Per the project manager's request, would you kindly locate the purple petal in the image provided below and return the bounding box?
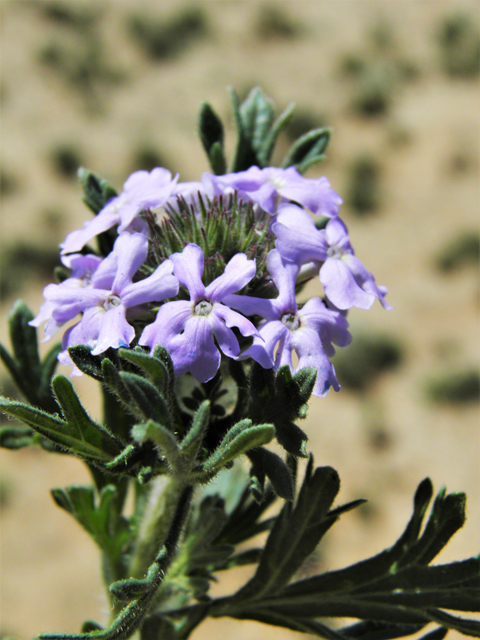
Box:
[320,258,375,310]
[60,208,120,255]
[343,255,393,310]
[167,316,220,383]
[122,259,179,308]
[325,217,352,252]
[292,327,340,397]
[91,305,134,355]
[111,232,148,294]
[242,320,288,365]
[266,249,299,312]
[139,300,192,350]
[299,297,352,356]
[206,253,256,301]
[209,313,241,359]
[222,293,278,321]
[171,243,206,300]
[213,303,260,338]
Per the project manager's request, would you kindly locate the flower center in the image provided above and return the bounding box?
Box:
[104,294,121,311]
[281,312,300,331]
[194,299,213,316]
[327,244,344,259]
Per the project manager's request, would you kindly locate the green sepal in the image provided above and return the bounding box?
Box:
[202,420,275,474]
[52,375,124,458]
[68,345,104,381]
[282,127,331,174]
[198,102,226,175]
[78,167,117,215]
[118,347,168,395]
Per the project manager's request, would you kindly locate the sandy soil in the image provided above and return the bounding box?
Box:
[1,2,479,639]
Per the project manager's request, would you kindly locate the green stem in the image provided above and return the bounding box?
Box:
[129,475,191,579]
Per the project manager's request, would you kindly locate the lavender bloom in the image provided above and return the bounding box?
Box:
[61,168,178,255]
[273,205,392,311]
[33,232,179,367]
[225,250,351,397]
[212,166,342,217]
[139,243,272,383]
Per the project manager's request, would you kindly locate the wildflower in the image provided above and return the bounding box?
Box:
[273,205,392,310]
[212,166,342,217]
[225,250,351,397]
[139,243,272,383]
[33,232,178,368]
[61,168,178,255]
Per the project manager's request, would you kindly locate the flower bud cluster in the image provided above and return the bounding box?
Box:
[31,165,391,397]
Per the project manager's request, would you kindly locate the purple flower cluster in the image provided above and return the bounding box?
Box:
[32,165,390,395]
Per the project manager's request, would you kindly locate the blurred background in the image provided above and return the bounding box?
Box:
[0,1,479,638]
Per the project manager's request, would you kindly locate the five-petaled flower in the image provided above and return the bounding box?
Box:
[139,243,273,382]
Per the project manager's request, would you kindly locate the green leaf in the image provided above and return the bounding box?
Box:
[120,372,172,427]
[198,102,226,175]
[68,345,104,381]
[202,421,275,474]
[52,375,124,458]
[247,447,294,500]
[132,420,187,476]
[282,127,331,173]
[180,400,210,460]
[118,347,168,394]
[258,101,296,167]
[0,423,39,449]
[78,167,117,215]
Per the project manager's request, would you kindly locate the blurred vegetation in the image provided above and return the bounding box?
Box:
[130,145,171,173]
[434,231,480,273]
[283,108,328,143]
[0,170,19,197]
[437,12,480,78]
[0,243,60,300]
[128,6,207,60]
[254,4,303,40]
[50,144,84,180]
[425,369,480,404]
[346,154,382,215]
[40,1,99,30]
[333,332,403,392]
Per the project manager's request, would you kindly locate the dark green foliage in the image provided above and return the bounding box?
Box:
[333,333,403,392]
[51,143,84,179]
[128,7,207,61]
[435,231,480,272]
[198,102,226,175]
[0,242,60,299]
[255,4,303,40]
[204,478,479,640]
[78,168,118,215]
[0,301,60,414]
[247,363,317,458]
[425,369,479,405]
[346,155,382,215]
[437,13,480,78]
